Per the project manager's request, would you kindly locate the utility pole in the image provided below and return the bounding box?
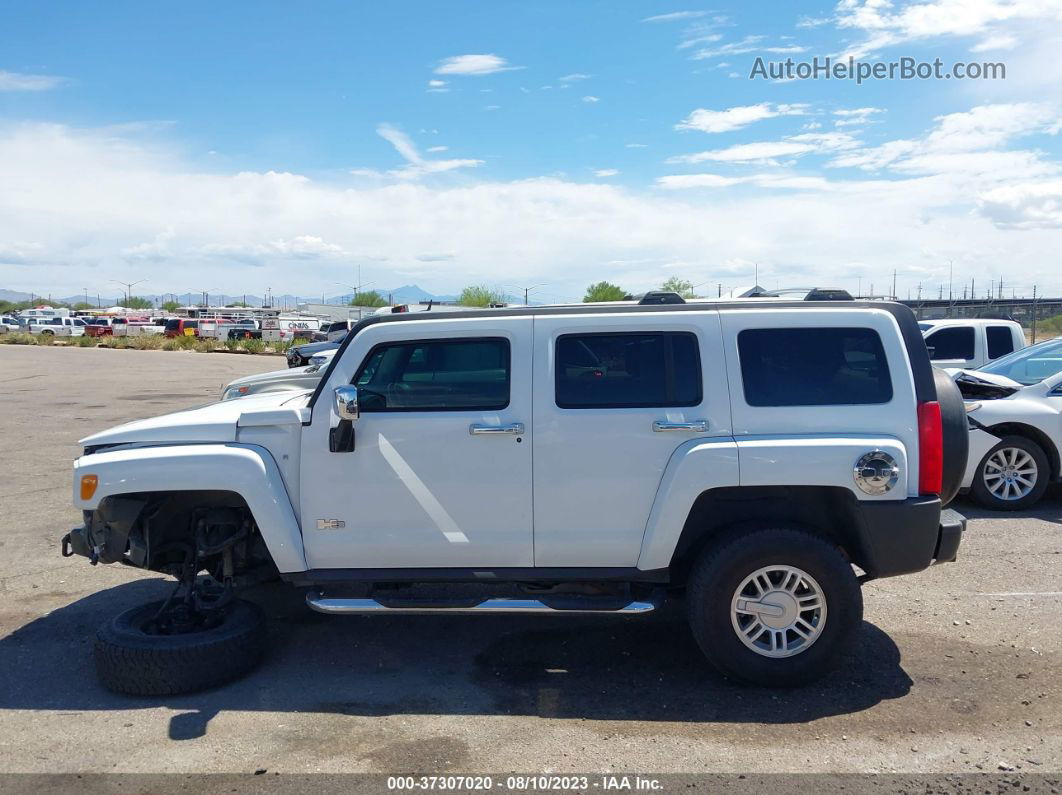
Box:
[514,284,545,305]
[110,279,147,306]
[947,260,954,318]
[892,269,897,300]
[1031,285,1038,343]
[83,287,89,307]
[717,283,722,297]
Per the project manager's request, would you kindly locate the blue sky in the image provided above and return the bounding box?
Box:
[2,0,1062,301]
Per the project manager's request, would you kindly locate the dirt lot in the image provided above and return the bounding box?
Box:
[0,344,1059,775]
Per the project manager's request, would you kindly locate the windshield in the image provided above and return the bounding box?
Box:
[979,338,1062,385]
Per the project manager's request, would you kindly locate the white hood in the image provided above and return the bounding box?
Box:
[80,390,311,448]
[953,369,1024,389]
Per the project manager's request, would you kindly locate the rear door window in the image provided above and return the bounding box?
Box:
[738,327,893,406]
[554,332,701,409]
[986,326,1016,359]
[925,326,974,361]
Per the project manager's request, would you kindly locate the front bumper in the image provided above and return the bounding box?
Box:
[61,497,148,566]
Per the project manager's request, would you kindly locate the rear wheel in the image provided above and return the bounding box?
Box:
[970,435,1049,511]
[40,329,55,336]
[686,527,862,687]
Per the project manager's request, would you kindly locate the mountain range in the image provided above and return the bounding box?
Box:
[0,285,461,308]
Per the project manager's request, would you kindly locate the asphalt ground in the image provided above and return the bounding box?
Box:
[0,344,1059,779]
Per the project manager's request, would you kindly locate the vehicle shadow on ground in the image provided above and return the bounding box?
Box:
[952,486,1062,525]
[0,579,914,739]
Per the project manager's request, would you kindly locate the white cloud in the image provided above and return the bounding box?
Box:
[978,180,1062,228]
[642,11,707,22]
[374,124,483,179]
[671,132,859,164]
[676,103,808,133]
[626,143,649,148]
[3,121,1062,298]
[690,34,807,60]
[0,70,65,91]
[834,0,1062,58]
[582,95,600,103]
[428,79,447,87]
[426,145,449,153]
[656,173,834,190]
[199,235,346,262]
[594,169,619,177]
[833,107,884,128]
[427,79,449,92]
[434,54,520,76]
[971,32,1019,51]
[559,73,591,82]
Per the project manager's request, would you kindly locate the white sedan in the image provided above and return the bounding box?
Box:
[220,349,336,401]
[955,338,1062,510]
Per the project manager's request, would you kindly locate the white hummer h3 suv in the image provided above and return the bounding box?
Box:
[63,296,968,694]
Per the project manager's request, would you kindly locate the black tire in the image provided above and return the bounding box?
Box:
[94,599,267,695]
[970,435,1050,511]
[934,367,968,507]
[686,527,862,687]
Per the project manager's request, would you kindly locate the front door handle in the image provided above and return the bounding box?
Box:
[652,420,709,432]
[470,422,525,435]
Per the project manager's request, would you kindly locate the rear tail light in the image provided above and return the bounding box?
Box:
[917,401,943,496]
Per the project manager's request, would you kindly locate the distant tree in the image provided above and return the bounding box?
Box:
[119,296,153,310]
[160,300,181,312]
[457,285,506,307]
[71,302,94,311]
[583,281,627,302]
[230,301,250,308]
[350,290,388,307]
[660,277,696,298]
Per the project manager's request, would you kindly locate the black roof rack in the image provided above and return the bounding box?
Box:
[634,291,686,305]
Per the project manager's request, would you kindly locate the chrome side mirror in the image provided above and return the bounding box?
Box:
[334,385,360,421]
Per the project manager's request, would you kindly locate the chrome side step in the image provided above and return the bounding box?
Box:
[306,590,658,616]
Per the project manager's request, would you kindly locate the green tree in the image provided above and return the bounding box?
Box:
[457,285,506,307]
[230,301,249,308]
[350,290,388,307]
[119,296,153,310]
[160,300,181,312]
[71,302,95,311]
[660,276,696,298]
[583,281,627,302]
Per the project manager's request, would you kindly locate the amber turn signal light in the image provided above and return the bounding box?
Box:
[80,474,98,501]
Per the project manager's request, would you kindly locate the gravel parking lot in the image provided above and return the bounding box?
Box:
[0,344,1059,776]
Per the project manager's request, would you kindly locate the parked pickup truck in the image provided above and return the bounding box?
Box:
[919,319,1025,370]
[64,297,968,695]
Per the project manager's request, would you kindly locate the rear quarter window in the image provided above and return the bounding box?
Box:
[738,327,893,407]
[986,326,1016,359]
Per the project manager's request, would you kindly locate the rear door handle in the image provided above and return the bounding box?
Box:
[470,423,525,435]
[652,420,709,432]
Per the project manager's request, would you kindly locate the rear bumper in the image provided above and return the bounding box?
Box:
[934,508,965,564]
[851,497,966,580]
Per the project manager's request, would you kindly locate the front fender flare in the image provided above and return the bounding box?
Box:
[73,444,307,573]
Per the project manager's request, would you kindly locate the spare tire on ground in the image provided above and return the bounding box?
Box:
[933,366,968,507]
[94,598,267,695]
